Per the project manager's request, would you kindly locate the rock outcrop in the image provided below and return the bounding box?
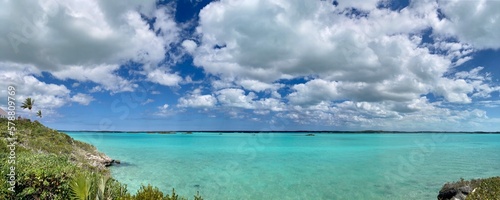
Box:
[439,176,500,200]
[86,153,119,169]
[438,178,483,200]
[438,184,474,200]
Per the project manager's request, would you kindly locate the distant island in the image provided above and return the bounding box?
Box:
[60,130,500,134]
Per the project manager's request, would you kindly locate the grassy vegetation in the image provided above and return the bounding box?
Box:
[129,185,203,200]
[466,177,500,200]
[0,118,202,199]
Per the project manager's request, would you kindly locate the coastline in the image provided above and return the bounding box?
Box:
[0,119,202,199]
[60,130,500,134]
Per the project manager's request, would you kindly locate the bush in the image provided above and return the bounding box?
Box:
[106,177,130,199]
[132,186,202,200]
[0,152,78,200]
[466,176,500,200]
[134,185,166,200]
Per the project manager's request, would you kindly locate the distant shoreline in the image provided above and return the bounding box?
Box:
[60,130,500,134]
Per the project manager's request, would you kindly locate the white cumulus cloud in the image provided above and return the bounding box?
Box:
[0,0,183,93]
[178,89,218,108]
[435,0,500,49]
[70,93,94,105]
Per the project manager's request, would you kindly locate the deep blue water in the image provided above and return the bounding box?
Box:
[65,132,500,200]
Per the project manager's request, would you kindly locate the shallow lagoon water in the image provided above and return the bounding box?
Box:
[65,132,500,200]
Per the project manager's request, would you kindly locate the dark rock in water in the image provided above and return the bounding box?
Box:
[438,180,476,200]
[193,184,200,188]
[114,160,121,164]
[438,187,457,200]
[305,133,315,136]
[104,159,114,167]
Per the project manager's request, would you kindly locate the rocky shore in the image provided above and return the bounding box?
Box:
[438,177,500,200]
[438,180,475,200]
[86,153,120,168]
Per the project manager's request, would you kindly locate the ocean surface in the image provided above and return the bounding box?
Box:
[64,132,500,200]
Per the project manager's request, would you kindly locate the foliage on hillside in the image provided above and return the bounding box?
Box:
[466,176,500,200]
[0,118,202,199]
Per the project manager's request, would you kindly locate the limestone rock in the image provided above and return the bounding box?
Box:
[438,181,475,200]
[86,153,116,169]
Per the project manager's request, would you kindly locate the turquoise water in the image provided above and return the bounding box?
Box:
[65,132,500,200]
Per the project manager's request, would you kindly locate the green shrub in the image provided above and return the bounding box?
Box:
[134,184,166,200]
[466,176,500,200]
[0,152,78,200]
[132,186,201,200]
[106,178,130,199]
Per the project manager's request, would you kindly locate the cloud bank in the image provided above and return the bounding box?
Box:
[1,0,500,130]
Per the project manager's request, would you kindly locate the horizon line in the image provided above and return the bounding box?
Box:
[58,130,500,134]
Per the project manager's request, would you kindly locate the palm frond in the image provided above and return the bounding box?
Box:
[95,175,110,200]
[69,173,93,200]
[21,97,34,110]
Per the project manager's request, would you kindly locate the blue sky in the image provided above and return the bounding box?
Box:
[1,0,500,131]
